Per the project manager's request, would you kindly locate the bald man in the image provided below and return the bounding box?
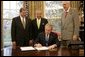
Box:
[61,1,80,41]
[31,10,48,41]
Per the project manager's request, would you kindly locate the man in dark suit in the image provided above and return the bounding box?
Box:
[11,8,32,48]
[31,10,48,41]
[34,23,60,49]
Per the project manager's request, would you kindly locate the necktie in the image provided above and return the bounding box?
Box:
[37,19,40,29]
[22,18,25,29]
[65,12,68,18]
[45,34,49,46]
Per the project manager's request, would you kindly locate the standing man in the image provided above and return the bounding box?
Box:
[61,1,80,42]
[11,8,32,48]
[31,10,48,41]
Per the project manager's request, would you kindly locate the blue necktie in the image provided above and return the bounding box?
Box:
[45,34,49,46]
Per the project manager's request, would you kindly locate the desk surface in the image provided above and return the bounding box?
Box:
[12,46,84,56]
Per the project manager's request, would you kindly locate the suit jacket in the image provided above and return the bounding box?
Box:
[31,18,48,40]
[61,8,80,40]
[11,16,32,46]
[35,32,60,46]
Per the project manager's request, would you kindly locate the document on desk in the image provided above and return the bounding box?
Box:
[35,46,49,50]
[20,46,35,51]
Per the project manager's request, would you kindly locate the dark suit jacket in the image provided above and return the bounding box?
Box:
[11,16,32,46]
[31,18,48,40]
[35,32,60,47]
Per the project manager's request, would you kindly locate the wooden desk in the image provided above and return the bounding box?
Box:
[12,46,84,56]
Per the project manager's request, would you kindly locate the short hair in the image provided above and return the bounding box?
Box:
[45,23,53,29]
[20,8,26,13]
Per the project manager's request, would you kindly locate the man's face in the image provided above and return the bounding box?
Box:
[36,11,42,19]
[63,3,70,11]
[45,27,52,34]
[21,8,26,17]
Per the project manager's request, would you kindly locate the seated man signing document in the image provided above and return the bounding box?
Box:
[34,23,60,49]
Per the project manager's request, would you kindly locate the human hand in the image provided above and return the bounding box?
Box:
[48,44,57,50]
[29,40,33,46]
[12,41,16,49]
[34,43,42,47]
[73,35,78,41]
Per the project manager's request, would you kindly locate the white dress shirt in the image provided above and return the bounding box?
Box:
[37,18,41,29]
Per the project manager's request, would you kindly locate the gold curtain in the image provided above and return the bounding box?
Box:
[24,1,44,20]
[70,1,80,11]
[70,1,82,25]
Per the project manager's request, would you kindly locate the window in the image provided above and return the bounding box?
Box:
[3,1,23,46]
[44,1,63,33]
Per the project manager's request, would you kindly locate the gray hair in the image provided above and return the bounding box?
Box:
[45,23,53,29]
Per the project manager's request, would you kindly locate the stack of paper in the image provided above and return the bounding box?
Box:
[20,46,35,51]
[20,46,49,51]
[35,46,49,50]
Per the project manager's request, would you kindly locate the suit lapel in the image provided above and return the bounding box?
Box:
[65,9,72,27]
[40,18,42,29]
[25,18,28,29]
[49,33,52,43]
[18,16,25,30]
[43,33,46,43]
[62,8,72,28]
[35,19,39,30]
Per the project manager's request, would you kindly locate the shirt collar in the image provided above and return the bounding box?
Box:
[37,18,41,21]
[20,15,25,23]
[20,15,25,19]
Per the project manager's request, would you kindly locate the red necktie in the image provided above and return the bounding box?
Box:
[65,12,68,18]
